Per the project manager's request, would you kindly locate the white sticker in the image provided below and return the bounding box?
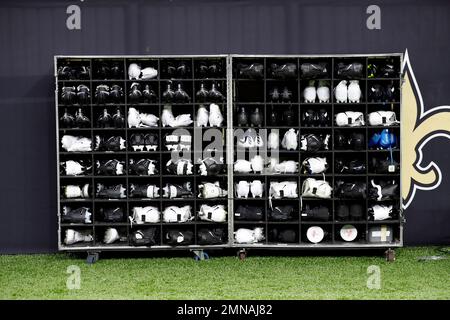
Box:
[388,165,396,172]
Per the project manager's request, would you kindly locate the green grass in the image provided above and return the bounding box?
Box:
[0,247,449,299]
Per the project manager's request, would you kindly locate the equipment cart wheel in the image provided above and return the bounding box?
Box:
[86,251,100,264]
[193,250,210,261]
[385,248,396,262]
[238,249,247,260]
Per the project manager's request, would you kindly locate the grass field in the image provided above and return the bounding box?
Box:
[0,247,449,299]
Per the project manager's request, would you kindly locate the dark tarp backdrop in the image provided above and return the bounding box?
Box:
[0,0,449,253]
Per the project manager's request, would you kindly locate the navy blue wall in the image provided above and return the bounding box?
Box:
[0,0,449,252]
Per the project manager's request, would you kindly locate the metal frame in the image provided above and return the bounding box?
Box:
[56,53,404,253]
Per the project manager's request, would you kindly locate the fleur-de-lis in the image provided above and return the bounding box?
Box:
[401,50,450,208]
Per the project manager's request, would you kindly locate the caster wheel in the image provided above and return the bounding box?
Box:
[86,252,99,264]
[385,249,396,262]
[193,251,209,261]
[238,249,247,260]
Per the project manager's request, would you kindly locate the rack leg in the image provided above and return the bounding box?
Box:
[86,251,100,264]
[385,248,396,262]
[237,249,247,260]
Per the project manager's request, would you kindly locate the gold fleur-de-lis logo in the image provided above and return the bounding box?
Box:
[402,50,450,208]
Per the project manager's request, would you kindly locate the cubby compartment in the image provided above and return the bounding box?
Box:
[266,104,299,127]
[301,223,332,244]
[91,81,126,105]
[125,81,159,105]
[300,199,332,222]
[94,226,128,246]
[367,56,401,79]
[268,225,300,244]
[60,177,92,200]
[334,152,366,175]
[368,127,400,150]
[93,105,125,128]
[92,58,126,80]
[300,152,332,176]
[299,104,332,127]
[125,58,159,80]
[367,79,400,103]
[160,58,193,80]
[60,202,93,225]
[93,177,127,200]
[57,58,91,80]
[162,226,195,246]
[194,80,227,104]
[94,153,126,177]
[60,153,93,177]
[299,57,332,79]
[58,81,92,107]
[194,58,226,79]
[334,57,366,79]
[334,223,367,244]
[60,226,94,247]
[94,202,128,224]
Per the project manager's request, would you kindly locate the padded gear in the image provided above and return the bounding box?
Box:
[162,205,193,223]
[269,205,295,221]
[300,134,329,152]
[349,132,365,150]
[301,178,332,198]
[281,129,298,150]
[234,205,264,221]
[100,207,124,222]
[269,159,299,174]
[73,108,90,128]
[165,230,194,245]
[334,80,348,103]
[162,83,175,103]
[271,63,297,79]
[96,184,126,199]
[372,157,400,174]
[198,204,227,222]
[209,103,224,127]
[347,80,362,103]
[61,86,76,105]
[369,179,399,201]
[197,228,226,245]
[130,228,158,246]
[270,229,297,243]
[94,135,126,151]
[166,158,193,175]
[198,181,227,199]
[317,81,330,103]
[250,180,264,198]
[64,229,93,245]
[300,62,328,78]
[96,159,124,176]
[335,111,365,127]
[234,227,265,244]
[97,109,113,128]
[336,62,364,78]
[369,129,397,149]
[163,182,193,199]
[369,204,394,221]
[208,84,225,102]
[61,160,90,176]
[143,84,157,102]
[303,81,317,103]
[198,157,225,176]
[63,184,90,199]
[76,85,91,105]
[129,158,157,175]
[368,111,399,126]
[95,84,110,104]
[235,181,250,198]
[238,63,264,79]
[130,206,160,224]
[196,105,209,127]
[302,157,328,174]
[129,184,160,198]
[335,159,366,174]
[61,135,92,152]
[128,82,142,104]
[335,181,367,199]
[174,83,190,102]
[61,206,92,224]
[60,109,75,128]
[269,181,298,199]
[110,84,123,103]
[301,205,330,222]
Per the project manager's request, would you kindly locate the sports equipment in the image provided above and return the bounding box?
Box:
[60,109,75,128]
[268,131,279,149]
[141,67,158,80]
[235,180,250,198]
[198,181,227,199]
[335,111,365,127]
[143,84,157,102]
[270,63,297,79]
[63,184,90,198]
[198,204,227,222]
[371,156,399,174]
[100,207,124,222]
[238,63,264,79]
[162,182,193,199]
[336,62,364,78]
[196,83,209,102]
[97,109,112,128]
[129,133,145,151]
[269,87,281,102]
[196,105,209,127]
[234,205,264,221]
[208,84,225,102]
[234,227,265,244]
[162,205,193,223]
[335,180,366,199]
[96,184,126,199]
[250,155,264,173]
[268,159,299,174]
[301,178,332,198]
[317,80,330,103]
[103,228,120,244]
[369,179,399,201]
[96,159,124,176]
[303,81,316,103]
[369,204,393,221]
[300,134,330,151]
[270,229,297,243]
[162,83,175,103]
[166,158,193,175]
[64,229,93,245]
[368,129,397,149]
[110,84,123,103]
[61,86,76,105]
[368,225,393,243]
[281,129,298,150]
[129,158,157,175]
[250,108,263,127]
[129,184,160,198]
[130,206,160,224]
[269,205,295,221]
[140,113,159,128]
[281,105,295,126]
[334,80,348,103]
[280,87,293,102]
[128,82,142,104]
[165,230,194,245]
[302,157,328,174]
[269,181,298,199]
[301,205,330,221]
[198,157,225,176]
[174,83,190,102]
[340,225,358,242]
[61,206,92,224]
[234,159,252,173]
[95,84,110,104]
[197,228,226,245]
[302,109,330,127]
[237,128,264,149]
[336,204,350,221]
[130,228,158,246]
[76,84,90,105]
[61,135,92,152]
[335,159,366,174]
[60,160,91,176]
[300,62,328,78]
[347,80,362,103]
[128,63,141,80]
[161,105,193,127]
[237,107,248,126]
[306,226,325,243]
[348,132,365,150]
[127,107,141,128]
[250,180,264,198]
[368,111,399,126]
[209,103,224,127]
[164,133,191,151]
[94,135,126,151]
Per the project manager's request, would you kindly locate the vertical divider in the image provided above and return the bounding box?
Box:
[331,57,335,244]
[365,56,369,243]
[297,57,302,244]
[157,58,164,246]
[90,58,96,245]
[123,58,129,245]
[226,55,234,246]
